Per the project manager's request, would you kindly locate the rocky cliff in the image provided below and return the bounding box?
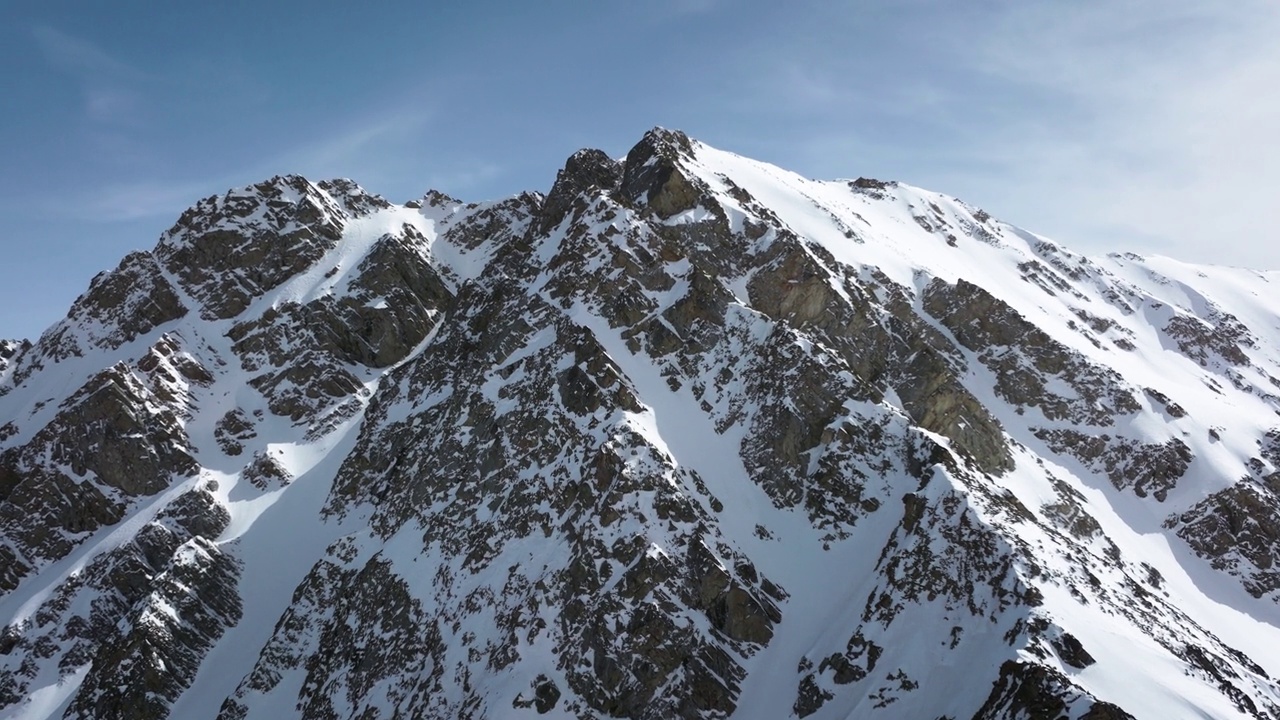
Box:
[3,128,1280,719]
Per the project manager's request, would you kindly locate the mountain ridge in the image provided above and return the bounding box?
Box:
[2,127,1280,719]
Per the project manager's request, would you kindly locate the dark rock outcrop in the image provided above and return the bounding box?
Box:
[972,661,1135,720]
[4,128,1280,720]
[1171,481,1280,598]
[155,175,354,319]
[0,362,196,590]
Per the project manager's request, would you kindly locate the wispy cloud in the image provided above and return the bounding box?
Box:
[947,0,1280,267]
[27,25,446,220]
[71,104,440,223]
[771,63,845,108]
[81,180,220,222]
[29,25,143,80]
[423,161,505,196]
[277,109,434,177]
[30,25,148,126]
[697,1,1280,268]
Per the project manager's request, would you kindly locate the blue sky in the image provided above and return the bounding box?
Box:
[3,1,1278,341]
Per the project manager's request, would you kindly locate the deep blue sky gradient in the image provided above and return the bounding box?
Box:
[3,1,1277,340]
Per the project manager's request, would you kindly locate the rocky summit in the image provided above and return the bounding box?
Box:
[3,128,1280,720]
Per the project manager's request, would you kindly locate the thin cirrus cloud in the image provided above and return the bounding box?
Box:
[75,108,439,224]
[698,1,1280,269]
[26,23,441,225]
[937,0,1280,268]
[29,24,141,80]
[30,24,148,127]
[423,161,506,198]
[82,180,220,223]
[275,109,437,183]
[28,21,439,222]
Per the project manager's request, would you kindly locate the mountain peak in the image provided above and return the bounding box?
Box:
[615,127,706,219]
[3,131,1280,720]
[0,338,28,380]
[153,175,368,320]
[0,338,26,360]
[634,125,697,158]
[540,148,624,232]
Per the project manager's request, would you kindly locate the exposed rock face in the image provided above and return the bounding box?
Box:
[0,339,25,366]
[154,175,354,320]
[6,253,188,390]
[619,127,703,219]
[64,536,242,720]
[1,485,233,717]
[972,661,1136,720]
[3,129,1280,720]
[214,408,257,456]
[923,278,1141,426]
[1165,308,1253,368]
[1034,429,1193,501]
[540,149,624,232]
[242,451,292,490]
[1170,481,1280,599]
[0,361,198,591]
[295,292,782,718]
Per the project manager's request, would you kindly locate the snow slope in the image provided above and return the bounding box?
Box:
[2,130,1280,720]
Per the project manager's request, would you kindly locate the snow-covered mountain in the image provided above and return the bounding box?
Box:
[3,128,1280,720]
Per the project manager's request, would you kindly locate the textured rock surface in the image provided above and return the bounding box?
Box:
[3,129,1280,720]
[971,661,1136,720]
[1170,481,1280,599]
[0,361,198,591]
[154,175,353,320]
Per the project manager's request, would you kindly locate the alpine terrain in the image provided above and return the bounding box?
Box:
[4,128,1280,720]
